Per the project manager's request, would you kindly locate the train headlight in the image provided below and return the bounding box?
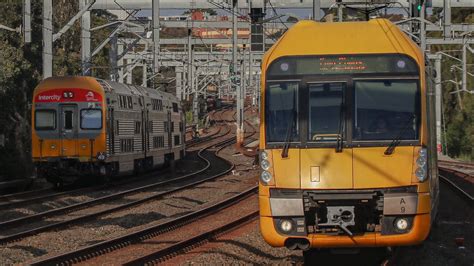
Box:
[394,217,409,231]
[261,159,270,171]
[416,156,426,167]
[96,152,106,161]
[50,144,56,150]
[419,148,427,158]
[260,171,272,185]
[415,167,427,181]
[260,150,269,160]
[415,148,428,182]
[280,219,293,233]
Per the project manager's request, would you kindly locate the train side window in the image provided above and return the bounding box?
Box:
[153,136,165,148]
[35,110,56,130]
[64,111,73,130]
[152,99,163,111]
[172,103,179,113]
[135,121,141,134]
[127,96,133,109]
[119,95,124,108]
[148,121,153,133]
[80,109,102,129]
[120,139,134,152]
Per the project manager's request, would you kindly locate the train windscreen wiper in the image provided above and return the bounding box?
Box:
[335,95,345,153]
[384,115,415,155]
[281,90,297,158]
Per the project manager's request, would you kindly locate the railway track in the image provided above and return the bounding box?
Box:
[0,187,55,206]
[0,125,236,244]
[438,168,474,203]
[30,187,258,265]
[0,170,171,210]
[438,159,474,168]
[0,178,34,192]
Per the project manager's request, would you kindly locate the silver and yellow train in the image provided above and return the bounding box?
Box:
[258,19,439,256]
[32,76,185,186]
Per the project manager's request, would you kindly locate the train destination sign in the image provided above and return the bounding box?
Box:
[35,88,103,103]
[268,54,419,77]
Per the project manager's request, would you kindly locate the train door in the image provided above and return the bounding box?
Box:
[299,80,353,189]
[141,97,148,157]
[59,104,78,156]
[167,111,172,149]
[108,107,115,154]
[145,108,150,153]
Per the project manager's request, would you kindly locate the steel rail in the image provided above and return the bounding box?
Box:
[0,187,55,204]
[186,126,223,148]
[439,173,474,203]
[30,186,258,265]
[123,211,259,265]
[438,160,474,167]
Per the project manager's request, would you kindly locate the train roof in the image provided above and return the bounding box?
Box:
[33,76,179,103]
[100,79,178,102]
[33,76,103,96]
[262,18,423,70]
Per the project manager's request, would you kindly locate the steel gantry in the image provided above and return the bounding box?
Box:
[28,0,474,150]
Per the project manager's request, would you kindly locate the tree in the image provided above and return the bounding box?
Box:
[0,1,115,179]
[0,1,43,179]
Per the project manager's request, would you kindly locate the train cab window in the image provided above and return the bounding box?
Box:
[35,110,56,130]
[308,83,345,142]
[80,109,102,129]
[352,80,420,141]
[265,82,299,143]
[64,111,74,130]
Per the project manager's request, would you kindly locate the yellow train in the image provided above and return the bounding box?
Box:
[258,19,439,256]
[32,76,185,186]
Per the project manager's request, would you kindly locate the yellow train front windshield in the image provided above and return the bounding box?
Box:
[265,54,421,151]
